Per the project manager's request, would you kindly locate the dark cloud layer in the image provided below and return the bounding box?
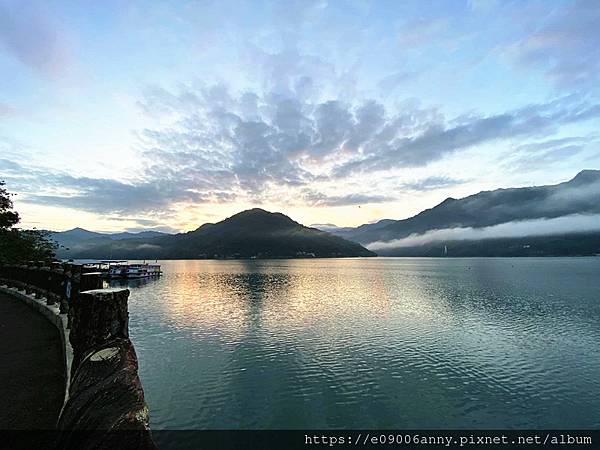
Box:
[332,95,600,177]
[139,85,600,192]
[0,158,233,215]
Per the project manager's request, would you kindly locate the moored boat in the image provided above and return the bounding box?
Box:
[107,262,162,279]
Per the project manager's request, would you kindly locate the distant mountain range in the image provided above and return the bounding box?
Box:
[324,170,600,256]
[52,209,375,259]
[51,170,600,259]
[49,228,167,249]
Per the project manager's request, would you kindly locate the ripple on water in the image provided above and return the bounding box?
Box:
[122,258,600,429]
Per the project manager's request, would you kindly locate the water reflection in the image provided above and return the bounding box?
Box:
[109,276,162,290]
[124,258,600,429]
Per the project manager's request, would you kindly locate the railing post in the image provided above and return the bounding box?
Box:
[69,288,130,373]
[80,272,103,292]
[15,265,26,291]
[6,265,17,288]
[66,266,82,329]
[58,287,157,449]
[25,266,35,295]
[41,267,55,305]
[59,268,72,315]
[33,268,44,299]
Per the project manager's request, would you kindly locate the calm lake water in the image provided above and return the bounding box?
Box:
[114,258,600,429]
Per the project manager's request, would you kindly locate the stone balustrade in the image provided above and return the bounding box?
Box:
[0,262,158,449]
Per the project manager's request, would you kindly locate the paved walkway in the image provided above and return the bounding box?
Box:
[0,292,64,429]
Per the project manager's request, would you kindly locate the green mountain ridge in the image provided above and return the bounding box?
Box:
[52,171,600,259]
[53,208,375,259]
[330,170,600,252]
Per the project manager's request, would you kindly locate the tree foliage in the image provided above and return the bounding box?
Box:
[0,181,20,230]
[0,181,57,264]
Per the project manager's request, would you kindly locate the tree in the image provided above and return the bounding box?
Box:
[0,181,20,230]
[0,181,57,264]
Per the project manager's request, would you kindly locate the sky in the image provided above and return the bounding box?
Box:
[1,0,599,233]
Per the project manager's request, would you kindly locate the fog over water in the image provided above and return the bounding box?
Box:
[367,214,600,250]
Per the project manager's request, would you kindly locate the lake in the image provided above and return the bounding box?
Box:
[114,257,600,429]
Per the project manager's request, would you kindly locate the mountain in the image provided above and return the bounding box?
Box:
[330,170,600,256]
[332,219,396,242]
[51,171,600,259]
[310,223,352,233]
[312,220,395,234]
[54,227,105,241]
[50,228,168,255]
[54,208,375,259]
[107,231,166,240]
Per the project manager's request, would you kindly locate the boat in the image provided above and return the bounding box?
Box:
[81,260,127,275]
[107,262,162,279]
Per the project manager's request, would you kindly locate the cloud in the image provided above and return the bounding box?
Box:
[399,176,465,191]
[142,84,600,194]
[332,95,600,177]
[4,80,599,218]
[0,102,16,118]
[396,17,449,49]
[346,170,600,245]
[545,171,600,208]
[135,243,162,251]
[504,137,588,171]
[468,0,499,13]
[125,226,176,234]
[377,71,415,94]
[26,176,235,214]
[443,171,600,225]
[301,190,394,207]
[137,84,477,205]
[2,161,234,215]
[309,223,341,230]
[507,0,600,88]
[367,213,600,250]
[107,217,178,234]
[0,0,70,76]
[0,158,23,172]
[248,47,334,100]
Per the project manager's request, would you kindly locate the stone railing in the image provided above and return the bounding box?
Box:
[0,262,158,449]
[0,262,103,312]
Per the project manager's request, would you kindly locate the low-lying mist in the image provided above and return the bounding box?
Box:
[366,214,600,251]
